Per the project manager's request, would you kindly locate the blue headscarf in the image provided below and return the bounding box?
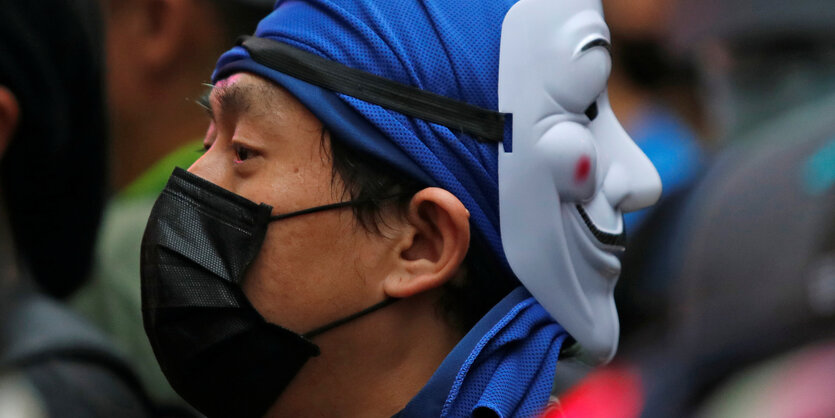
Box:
[213,0,517,270]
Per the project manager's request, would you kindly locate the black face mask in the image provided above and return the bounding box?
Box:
[141,168,396,418]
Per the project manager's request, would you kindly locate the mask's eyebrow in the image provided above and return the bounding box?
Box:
[580,38,612,54]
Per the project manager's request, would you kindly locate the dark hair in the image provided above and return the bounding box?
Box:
[326,131,519,332]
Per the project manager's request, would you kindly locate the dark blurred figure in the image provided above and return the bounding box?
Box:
[0,0,106,300]
[0,0,152,416]
[600,0,709,347]
[68,0,272,409]
[603,0,706,233]
[559,1,835,417]
[650,0,835,415]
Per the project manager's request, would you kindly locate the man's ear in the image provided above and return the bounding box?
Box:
[129,0,197,74]
[0,86,20,159]
[383,188,470,299]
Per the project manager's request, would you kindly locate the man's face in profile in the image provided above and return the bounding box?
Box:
[189,73,400,334]
[170,70,472,416]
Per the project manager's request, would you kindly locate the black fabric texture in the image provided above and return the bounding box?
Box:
[0,0,108,298]
[141,168,320,418]
[238,35,508,143]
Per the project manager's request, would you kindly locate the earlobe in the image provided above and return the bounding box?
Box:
[383,188,470,299]
[0,86,20,158]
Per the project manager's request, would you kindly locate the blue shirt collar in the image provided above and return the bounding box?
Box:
[395,286,535,417]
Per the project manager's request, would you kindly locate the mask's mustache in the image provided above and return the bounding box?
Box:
[575,205,626,249]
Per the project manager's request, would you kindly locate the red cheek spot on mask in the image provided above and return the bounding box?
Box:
[574,155,592,183]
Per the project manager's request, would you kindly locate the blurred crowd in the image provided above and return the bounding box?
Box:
[0,0,833,417]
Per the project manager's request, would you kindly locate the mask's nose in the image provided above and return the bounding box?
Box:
[592,95,662,213]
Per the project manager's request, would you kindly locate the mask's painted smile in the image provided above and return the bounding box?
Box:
[575,204,626,249]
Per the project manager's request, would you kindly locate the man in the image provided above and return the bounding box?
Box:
[140,0,661,416]
[70,0,272,408]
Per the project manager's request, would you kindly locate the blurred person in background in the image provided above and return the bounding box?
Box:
[556,0,835,416]
[0,0,152,416]
[598,0,709,350]
[655,0,835,415]
[138,0,662,416]
[602,0,705,233]
[68,0,273,411]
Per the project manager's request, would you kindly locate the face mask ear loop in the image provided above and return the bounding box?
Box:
[302,298,399,340]
[268,194,413,222]
[269,201,358,221]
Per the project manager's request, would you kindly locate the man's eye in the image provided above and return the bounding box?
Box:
[235,145,254,162]
[584,102,599,121]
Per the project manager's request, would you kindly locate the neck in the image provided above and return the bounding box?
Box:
[266,289,462,417]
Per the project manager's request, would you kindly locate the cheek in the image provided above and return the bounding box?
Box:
[240,212,380,332]
[537,122,598,202]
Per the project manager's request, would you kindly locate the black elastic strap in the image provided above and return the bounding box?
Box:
[303,298,399,340]
[238,35,507,143]
[269,201,358,221]
[269,194,409,222]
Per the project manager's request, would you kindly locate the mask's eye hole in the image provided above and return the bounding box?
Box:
[584,102,599,121]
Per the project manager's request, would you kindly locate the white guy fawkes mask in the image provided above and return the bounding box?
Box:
[498,0,662,364]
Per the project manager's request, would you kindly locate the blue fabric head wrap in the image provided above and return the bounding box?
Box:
[213,0,518,270]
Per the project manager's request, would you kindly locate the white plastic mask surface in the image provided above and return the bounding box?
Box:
[498,0,662,364]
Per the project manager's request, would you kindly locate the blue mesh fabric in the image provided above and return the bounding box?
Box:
[442,296,567,417]
[213,0,519,270]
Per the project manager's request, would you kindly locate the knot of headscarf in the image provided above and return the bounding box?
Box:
[441,294,567,417]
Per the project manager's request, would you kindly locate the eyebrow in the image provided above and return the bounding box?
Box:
[203,80,281,121]
[214,82,254,117]
[580,38,612,54]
